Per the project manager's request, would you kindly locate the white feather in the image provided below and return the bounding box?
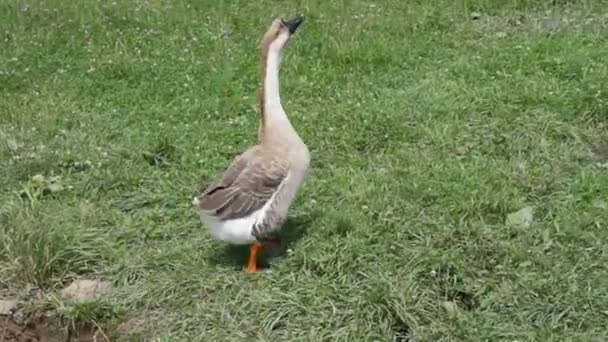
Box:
[193,192,278,245]
[199,210,258,245]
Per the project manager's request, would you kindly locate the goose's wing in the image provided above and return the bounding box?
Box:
[197,148,289,221]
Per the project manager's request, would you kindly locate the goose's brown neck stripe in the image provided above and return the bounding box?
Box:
[258,35,273,141]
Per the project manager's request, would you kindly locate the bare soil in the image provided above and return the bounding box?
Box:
[0,315,105,342]
[0,280,112,342]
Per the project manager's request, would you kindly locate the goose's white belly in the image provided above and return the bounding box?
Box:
[199,211,260,245]
[193,197,264,245]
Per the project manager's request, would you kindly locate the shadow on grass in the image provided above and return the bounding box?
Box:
[207,213,315,270]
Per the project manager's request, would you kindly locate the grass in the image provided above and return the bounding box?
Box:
[1,0,608,340]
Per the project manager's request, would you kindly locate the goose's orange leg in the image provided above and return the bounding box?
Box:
[246,241,263,273]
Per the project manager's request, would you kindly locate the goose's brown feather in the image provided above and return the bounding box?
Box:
[197,146,289,221]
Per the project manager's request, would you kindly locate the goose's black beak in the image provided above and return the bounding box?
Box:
[282,16,305,34]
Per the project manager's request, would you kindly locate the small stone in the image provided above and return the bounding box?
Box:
[470,12,482,20]
[32,174,45,183]
[0,299,18,315]
[506,206,534,228]
[442,301,460,316]
[48,182,64,193]
[60,279,112,303]
[518,261,533,268]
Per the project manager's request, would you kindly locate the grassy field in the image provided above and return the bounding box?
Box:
[1,0,608,340]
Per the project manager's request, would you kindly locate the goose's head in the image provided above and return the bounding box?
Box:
[261,16,304,55]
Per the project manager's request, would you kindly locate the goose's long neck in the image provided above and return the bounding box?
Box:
[260,44,291,135]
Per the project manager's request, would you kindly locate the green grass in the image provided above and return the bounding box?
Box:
[1,0,608,340]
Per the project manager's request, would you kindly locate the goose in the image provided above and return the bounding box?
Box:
[193,16,310,273]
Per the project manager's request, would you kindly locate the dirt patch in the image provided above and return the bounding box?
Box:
[0,315,107,342]
[0,280,113,342]
[0,315,63,342]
